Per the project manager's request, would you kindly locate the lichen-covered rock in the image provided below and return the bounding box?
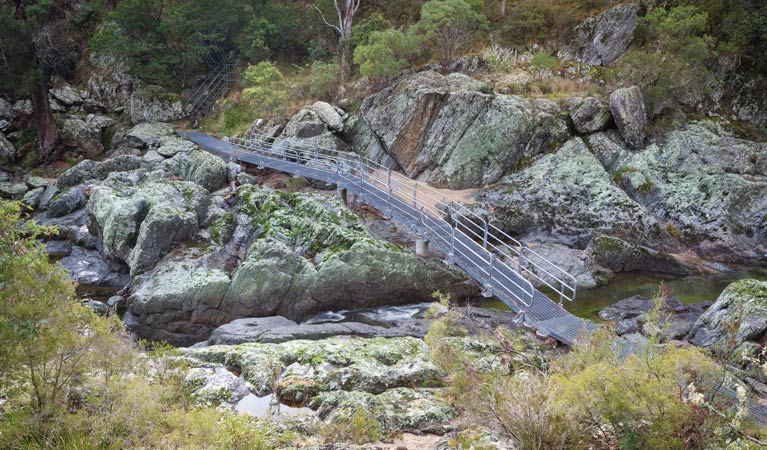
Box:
[312,101,344,132]
[157,136,196,157]
[86,56,135,113]
[26,176,49,189]
[609,86,647,148]
[0,98,15,120]
[209,316,300,345]
[22,187,45,209]
[129,87,184,124]
[605,122,767,263]
[59,246,131,287]
[127,259,231,344]
[0,131,16,161]
[47,186,88,218]
[180,150,228,192]
[568,96,612,134]
[127,186,474,344]
[590,235,689,275]
[185,365,251,407]
[314,388,455,433]
[687,280,767,357]
[86,176,209,275]
[246,117,287,139]
[0,182,27,199]
[560,3,639,66]
[58,155,142,188]
[61,115,116,158]
[209,318,421,346]
[359,70,570,189]
[50,83,86,106]
[475,138,661,246]
[185,336,442,398]
[126,122,174,148]
[221,186,473,320]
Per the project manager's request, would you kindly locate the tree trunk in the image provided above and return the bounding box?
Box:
[340,40,350,82]
[31,78,61,163]
[501,0,507,18]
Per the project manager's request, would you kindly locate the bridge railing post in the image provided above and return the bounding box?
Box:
[489,253,495,284]
[483,220,489,249]
[387,168,392,213]
[412,182,418,208]
[449,207,456,261]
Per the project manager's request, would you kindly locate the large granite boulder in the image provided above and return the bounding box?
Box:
[86,54,136,113]
[609,86,648,148]
[126,185,475,345]
[180,150,228,192]
[129,87,185,124]
[358,70,569,188]
[207,317,420,345]
[590,235,689,275]
[474,138,663,247]
[561,3,639,66]
[86,175,209,275]
[50,83,86,107]
[599,295,710,340]
[59,246,131,288]
[0,182,28,199]
[596,122,767,263]
[125,122,175,149]
[185,336,446,407]
[47,185,88,218]
[58,155,142,189]
[311,101,344,132]
[126,259,232,344]
[687,280,767,358]
[61,114,115,158]
[0,132,16,161]
[568,96,612,134]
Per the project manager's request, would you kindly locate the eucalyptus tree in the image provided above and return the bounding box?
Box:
[315,0,362,81]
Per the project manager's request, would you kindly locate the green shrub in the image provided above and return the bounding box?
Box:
[285,177,307,193]
[242,61,289,117]
[309,60,342,101]
[321,409,384,445]
[417,0,490,68]
[354,28,424,79]
[529,51,559,79]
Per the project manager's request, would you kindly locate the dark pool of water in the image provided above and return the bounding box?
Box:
[235,393,313,417]
[76,285,119,303]
[477,269,767,319]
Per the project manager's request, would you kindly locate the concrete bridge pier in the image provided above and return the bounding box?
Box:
[336,187,348,204]
[415,238,430,257]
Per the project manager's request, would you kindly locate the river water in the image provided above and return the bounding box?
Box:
[479,269,767,319]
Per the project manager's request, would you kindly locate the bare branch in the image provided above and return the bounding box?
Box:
[314,6,342,35]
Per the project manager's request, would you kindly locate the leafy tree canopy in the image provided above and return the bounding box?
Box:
[417,0,489,68]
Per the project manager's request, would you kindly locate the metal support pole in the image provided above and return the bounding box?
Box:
[386,168,393,213]
[489,254,495,282]
[412,183,418,207]
[449,206,456,262]
[483,221,489,249]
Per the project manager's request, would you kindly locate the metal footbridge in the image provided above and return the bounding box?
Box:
[183,131,767,425]
[183,131,595,346]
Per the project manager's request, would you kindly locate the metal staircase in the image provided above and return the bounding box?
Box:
[186,63,237,120]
